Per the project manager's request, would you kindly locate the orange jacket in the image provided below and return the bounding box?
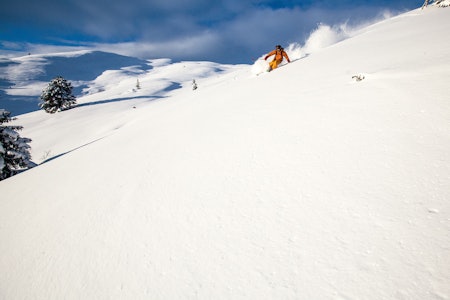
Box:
[265,49,290,63]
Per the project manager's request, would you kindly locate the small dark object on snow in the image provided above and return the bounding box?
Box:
[352,75,365,82]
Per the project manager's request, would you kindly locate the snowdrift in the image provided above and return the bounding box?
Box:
[1,7,449,300]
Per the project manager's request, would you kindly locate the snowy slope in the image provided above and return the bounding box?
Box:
[1,7,450,300]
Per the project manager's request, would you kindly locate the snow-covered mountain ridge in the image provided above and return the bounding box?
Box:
[1,7,449,300]
[0,50,238,116]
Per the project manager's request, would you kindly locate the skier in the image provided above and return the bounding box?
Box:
[264,45,290,71]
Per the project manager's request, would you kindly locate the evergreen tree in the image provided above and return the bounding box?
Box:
[40,76,77,113]
[0,110,34,180]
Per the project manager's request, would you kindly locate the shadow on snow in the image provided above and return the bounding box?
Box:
[76,95,165,108]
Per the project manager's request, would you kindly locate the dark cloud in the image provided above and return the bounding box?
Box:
[0,0,422,63]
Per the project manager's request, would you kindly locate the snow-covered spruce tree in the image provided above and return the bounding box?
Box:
[0,109,33,180]
[40,76,76,113]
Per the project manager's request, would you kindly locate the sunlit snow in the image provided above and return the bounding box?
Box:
[1,6,449,300]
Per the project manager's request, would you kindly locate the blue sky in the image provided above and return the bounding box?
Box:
[0,0,421,63]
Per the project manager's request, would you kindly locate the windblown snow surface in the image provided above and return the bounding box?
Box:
[1,7,449,300]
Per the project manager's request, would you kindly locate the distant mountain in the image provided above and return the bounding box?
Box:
[423,0,450,7]
[435,0,450,7]
[0,51,151,115]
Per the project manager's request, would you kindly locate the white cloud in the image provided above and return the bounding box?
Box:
[0,5,399,64]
